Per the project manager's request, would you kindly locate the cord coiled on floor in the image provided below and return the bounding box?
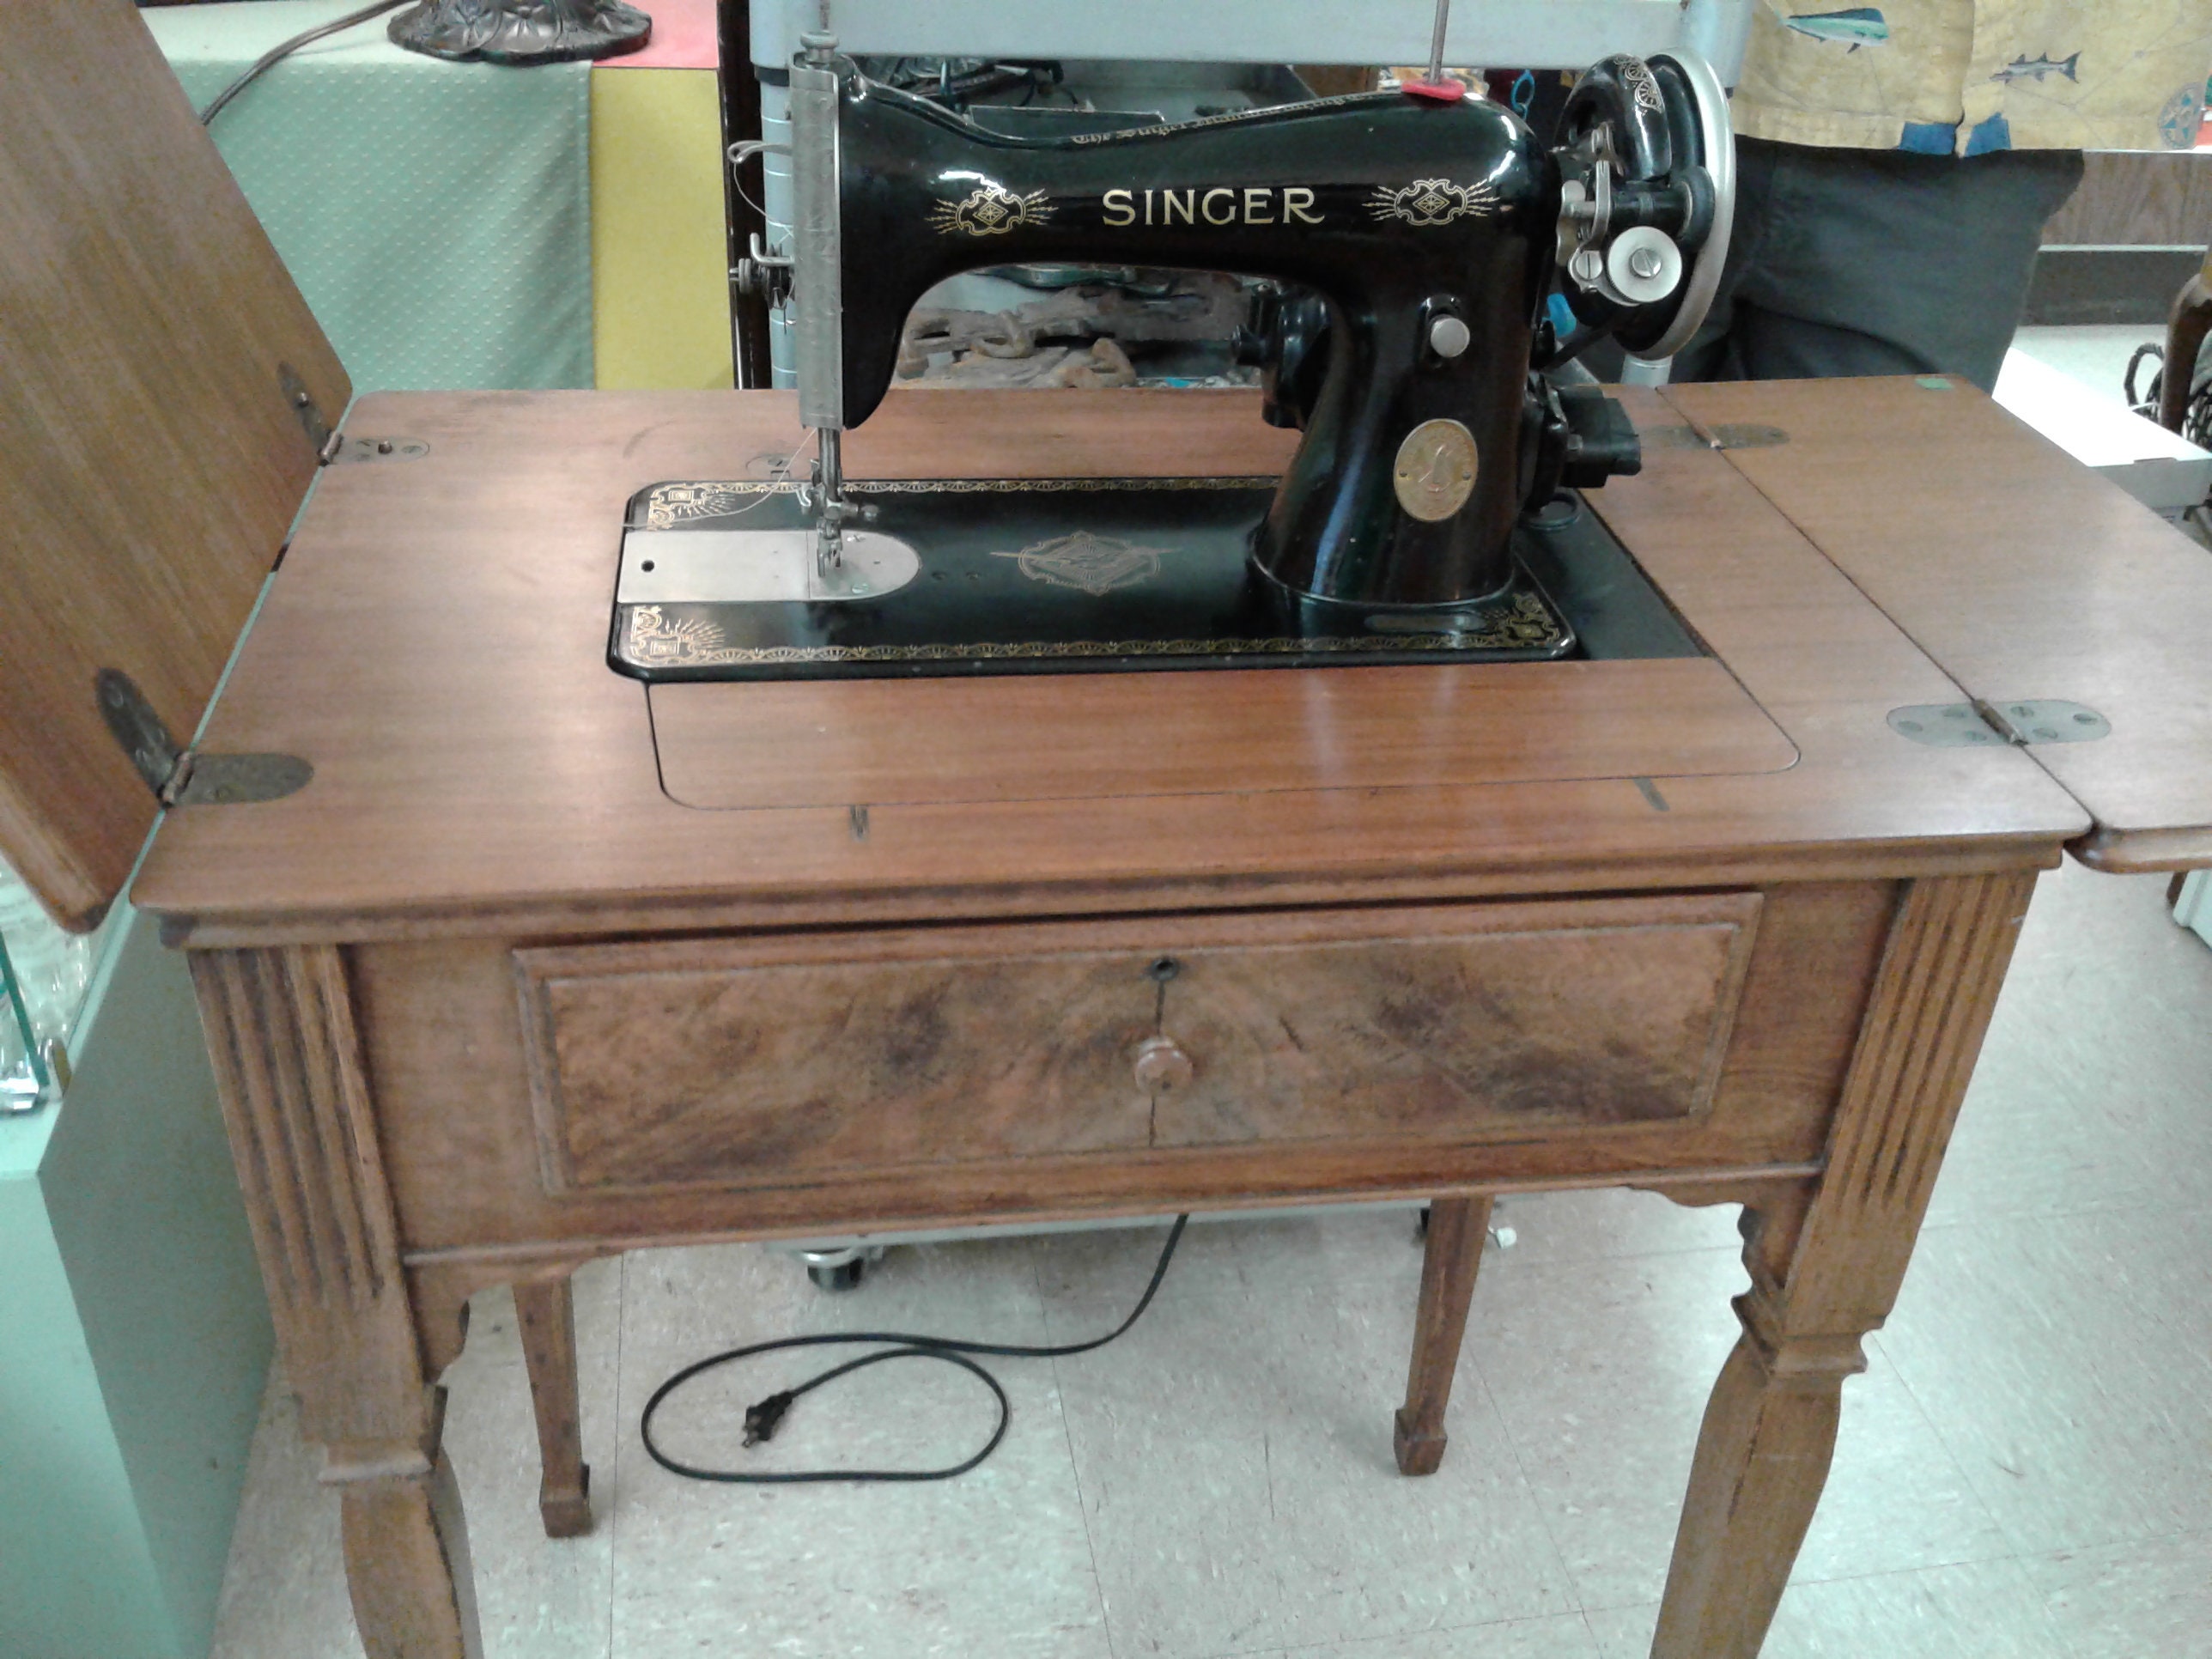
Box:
[640,1215,1188,1486]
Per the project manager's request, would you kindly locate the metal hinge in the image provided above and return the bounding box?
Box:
[95,670,313,807]
[327,435,429,465]
[279,362,337,463]
[1887,699,2111,748]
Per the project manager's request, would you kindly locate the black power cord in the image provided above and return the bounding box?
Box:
[198,0,411,126]
[641,1215,1188,1486]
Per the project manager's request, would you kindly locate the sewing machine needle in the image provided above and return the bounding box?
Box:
[1425,0,1450,85]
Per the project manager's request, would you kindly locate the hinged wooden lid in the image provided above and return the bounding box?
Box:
[0,0,348,929]
[1665,378,2212,871]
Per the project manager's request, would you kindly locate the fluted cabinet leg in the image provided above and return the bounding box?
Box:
[1650,871,2038,1659]
[191,945,483,1659]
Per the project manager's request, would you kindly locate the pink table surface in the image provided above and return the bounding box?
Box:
[599,0,717,70]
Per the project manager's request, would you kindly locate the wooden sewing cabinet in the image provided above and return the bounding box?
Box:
[14,9,2212,1657]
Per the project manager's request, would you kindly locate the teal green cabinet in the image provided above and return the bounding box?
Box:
[0,908,271,1659]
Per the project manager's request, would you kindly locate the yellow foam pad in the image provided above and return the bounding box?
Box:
[592,67,734,390]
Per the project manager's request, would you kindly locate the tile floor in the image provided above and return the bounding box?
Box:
[210,336,2212,1659]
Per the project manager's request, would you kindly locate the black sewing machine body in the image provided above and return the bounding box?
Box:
[611,49,1729,682]
[835,83,1555,608]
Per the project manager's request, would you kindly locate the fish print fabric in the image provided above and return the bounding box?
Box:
[1733,0,2212,152]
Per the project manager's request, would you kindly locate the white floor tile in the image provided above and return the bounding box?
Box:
[1878,1206,2212,1557]
[1930,862,2212,1225]
[2027,1529,2212,1659]
[1252,1608,1607,1658]
[1472,1244,1741,1612]
[443,1342,619,1659]
[1488,1186,1745,1268]
[1477,1243,2008,1611]
[1043,1262,1577,1657]
[209,1376,364,1659]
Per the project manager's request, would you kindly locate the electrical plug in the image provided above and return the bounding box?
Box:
[742,1389,796,1449]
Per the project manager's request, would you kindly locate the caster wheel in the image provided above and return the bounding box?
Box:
[808,1258,866,1292]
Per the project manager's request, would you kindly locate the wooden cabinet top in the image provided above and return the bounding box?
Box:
[125,384,2107,945]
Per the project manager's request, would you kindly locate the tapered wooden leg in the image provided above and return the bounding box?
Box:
[1394,1194,1494,1475]
[336,1401,483,1659]
[1650,1290,1856,1658]
[515,1274,593,1537]
[1650,872,2037,1658]
[192,946,486,1659]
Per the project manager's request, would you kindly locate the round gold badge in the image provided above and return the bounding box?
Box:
[1392,419,1480,522]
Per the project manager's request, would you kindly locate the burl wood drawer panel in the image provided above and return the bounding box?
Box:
[514,893,1762,1194]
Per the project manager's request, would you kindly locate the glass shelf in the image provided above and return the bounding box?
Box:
[0,860,110,1112]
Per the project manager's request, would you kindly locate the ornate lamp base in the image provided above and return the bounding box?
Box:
[388,0,652,65]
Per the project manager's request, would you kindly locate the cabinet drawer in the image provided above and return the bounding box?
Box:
[514,893,1762,1194]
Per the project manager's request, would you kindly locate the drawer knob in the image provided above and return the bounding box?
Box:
[1133,1035,1194,1092]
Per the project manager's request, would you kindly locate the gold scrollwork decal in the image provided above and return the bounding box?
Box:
[625,605,736,667]
[622,590,1566,667]
[989,531,1165,596]
[929,184,1054,236]
[1366,178,1502,227]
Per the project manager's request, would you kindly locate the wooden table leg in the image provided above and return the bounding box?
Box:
[336,1392,483,1659]
[1650,871,2035,1658]
[193,945,486,1659]
[515,1274,593,1537]
[1395,1194,1494,1475]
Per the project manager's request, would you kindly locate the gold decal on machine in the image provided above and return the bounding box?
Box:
[991,531,1166,595]
[1102,188,1137,226]
[929,184,1054,236]
[1367,179,1500,227]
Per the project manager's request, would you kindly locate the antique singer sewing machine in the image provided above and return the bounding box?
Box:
[614,40,1732,678]
[21,3,2212,1656]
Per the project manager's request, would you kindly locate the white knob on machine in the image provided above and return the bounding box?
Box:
[1606,226,1683,305]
